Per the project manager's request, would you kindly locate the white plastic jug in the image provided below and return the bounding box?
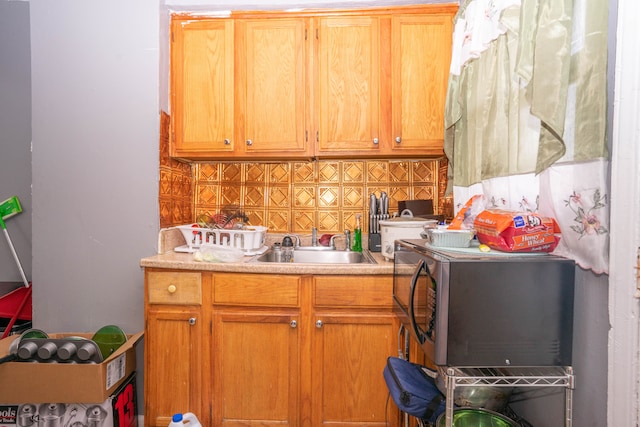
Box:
[169,412,202,427]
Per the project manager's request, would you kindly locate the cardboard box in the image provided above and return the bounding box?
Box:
[0,372,137,427]
[0,331,142,403]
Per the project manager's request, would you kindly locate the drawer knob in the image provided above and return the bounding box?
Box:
[315,320,323,329]
[395,136,402,144]
[290,320,297,329]
[189,317,196,325]
[167,284,177,294]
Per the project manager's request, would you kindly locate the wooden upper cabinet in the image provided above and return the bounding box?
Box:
[387,13,454,156]
[235,18,311,158]
[316,16,382,156]
[171,18,235,158]
[168,5,456,160]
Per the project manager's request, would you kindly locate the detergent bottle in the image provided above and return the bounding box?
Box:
[169,413,202,427]
[351,213,363,252]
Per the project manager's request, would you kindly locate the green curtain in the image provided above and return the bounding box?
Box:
[444,0,609,192]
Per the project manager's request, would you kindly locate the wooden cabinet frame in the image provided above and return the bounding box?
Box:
[144,269,397,427]
[169,4,457,160]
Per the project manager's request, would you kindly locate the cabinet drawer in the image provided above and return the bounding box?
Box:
[314,275,393,308]
[147,271,202,305]
[213,273,300,307]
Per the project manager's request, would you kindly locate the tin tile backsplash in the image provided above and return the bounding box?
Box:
[159,112,192,228]
[159,112,451,232]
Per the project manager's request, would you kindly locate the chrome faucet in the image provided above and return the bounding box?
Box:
[328,232,351,250]
[311,227,318,246]
[328,234,341,250]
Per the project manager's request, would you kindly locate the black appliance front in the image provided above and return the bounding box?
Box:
[393,240,575,367]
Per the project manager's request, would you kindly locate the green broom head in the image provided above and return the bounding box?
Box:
[0,196,23,223]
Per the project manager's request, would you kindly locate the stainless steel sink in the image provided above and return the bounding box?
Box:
[254,249,375,264]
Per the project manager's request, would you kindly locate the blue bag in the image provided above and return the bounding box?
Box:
[383,356,446,422]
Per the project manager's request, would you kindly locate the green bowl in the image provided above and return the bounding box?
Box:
[436,408,518,427]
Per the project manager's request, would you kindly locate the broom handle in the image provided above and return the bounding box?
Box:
[1,226,30,288]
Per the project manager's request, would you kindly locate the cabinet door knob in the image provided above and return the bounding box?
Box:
[373,137,379,145]
[167,284,177,294]
[246,139,253,146]
[189,317,196,325]
[224,139,230,145]
[290,320,297,328]
[315,320,323,329]
[395,136,402,144]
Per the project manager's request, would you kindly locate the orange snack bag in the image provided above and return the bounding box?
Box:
[473,209,561,253]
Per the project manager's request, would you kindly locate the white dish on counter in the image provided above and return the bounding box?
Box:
[423,227,475,248]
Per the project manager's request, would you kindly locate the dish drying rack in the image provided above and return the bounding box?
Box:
[177,224,268,254]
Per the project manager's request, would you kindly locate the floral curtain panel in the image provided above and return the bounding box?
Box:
[444,0,610,273]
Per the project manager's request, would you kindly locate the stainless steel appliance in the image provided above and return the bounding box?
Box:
[393,239,575,367]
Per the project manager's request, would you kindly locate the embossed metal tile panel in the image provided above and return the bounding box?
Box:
[160,111,193,228]
[191,159,444,233]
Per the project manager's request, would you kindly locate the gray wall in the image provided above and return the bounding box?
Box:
[0,0,612,425]
[510,269,609,427]
[29,0,160,409]
[0,1,32,285]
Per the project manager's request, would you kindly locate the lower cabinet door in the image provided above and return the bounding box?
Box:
[311,312,398,427]
[145,309,204,427]
[212,310,301,426]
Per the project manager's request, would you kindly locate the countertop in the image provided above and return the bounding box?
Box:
[140,227,394,275]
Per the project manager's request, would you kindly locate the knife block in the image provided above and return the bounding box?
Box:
[368,233,381,252]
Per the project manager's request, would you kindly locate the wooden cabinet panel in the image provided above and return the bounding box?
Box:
[171,19,235,158]
[314,275,393,308]
[317,16,381,155]
[388,14,454,156]
[212,310,300,426]
[147,271,202,305]
[145,308,205,427]
[145,270,208,427]
[311,312,397,426]
[236,18,311,157]
[311,275,397,426]
[212,273,300,307]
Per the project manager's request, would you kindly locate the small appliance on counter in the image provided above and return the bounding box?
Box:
[392,239,575,366]
[398,199,444,223]
[379,212,436,261]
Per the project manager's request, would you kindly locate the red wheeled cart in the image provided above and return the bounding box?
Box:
[0,196,32,339]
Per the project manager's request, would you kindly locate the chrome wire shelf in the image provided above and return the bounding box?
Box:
[437,366,574,388]
[437,366,574,427]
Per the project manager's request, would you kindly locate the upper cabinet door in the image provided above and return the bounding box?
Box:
[236,18,311,157]
[316,16,381,156]
[388,14,453,156]
[171,19,235,158]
